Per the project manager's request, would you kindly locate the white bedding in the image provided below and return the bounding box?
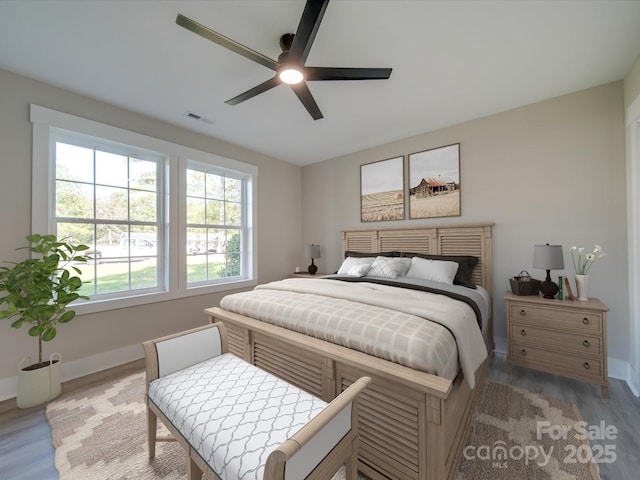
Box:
[220,278,488,388]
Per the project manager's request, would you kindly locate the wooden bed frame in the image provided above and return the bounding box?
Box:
[206,223,494,480]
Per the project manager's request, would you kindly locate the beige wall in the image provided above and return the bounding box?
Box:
[0,68,302,393]
[302,82,629,367]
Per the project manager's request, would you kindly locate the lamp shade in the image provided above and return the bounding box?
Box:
[305,244,321,259]
[533,244,564,270]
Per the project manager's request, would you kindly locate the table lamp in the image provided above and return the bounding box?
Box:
[305,244,321,274]
[533,244,564,299]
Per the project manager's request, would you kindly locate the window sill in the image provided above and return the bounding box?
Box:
[71,278,257,316]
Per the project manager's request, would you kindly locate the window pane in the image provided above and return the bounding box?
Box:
[226,252,241,276]
[186,170,205,197]
[187,227,205,255]
[207,228,224,253]
[186,227,206,282]
[129,158,157,191]
[225,201,241,226]
[186,197,205,225]
[130,190,157,222]
[208,253,226,279]
[97,224,128,260]
[226,177,242,202]
[206,173,224,199]
[95,185,128,220]
[124,228,157,259]
[56,142,93,183]
[96,151,128,188]
[205,199,223,225]
[96,261,132,295]
[56,181,93,218]
[131,258,157,290]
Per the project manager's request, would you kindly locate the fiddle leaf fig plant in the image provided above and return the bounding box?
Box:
[0,234,90,368]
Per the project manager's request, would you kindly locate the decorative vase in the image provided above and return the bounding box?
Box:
[575,275,589,301]
[17,353,62,408]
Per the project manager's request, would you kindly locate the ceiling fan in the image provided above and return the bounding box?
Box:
[176,0,392,120]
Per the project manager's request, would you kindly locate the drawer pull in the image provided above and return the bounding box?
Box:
[521,349,527,356]
[582,318,589,325]
[520,329,527,336]
[584,362,591,370]
[583,340,590,347]
[520,309,526,316]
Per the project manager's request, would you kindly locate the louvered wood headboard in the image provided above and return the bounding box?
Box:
[341,223,494,297]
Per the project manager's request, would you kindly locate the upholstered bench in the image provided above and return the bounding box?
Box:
[143,323,370,480]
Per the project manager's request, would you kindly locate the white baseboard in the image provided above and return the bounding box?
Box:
[493,335,639,397]
[494,336,507,355]
[0,343,144,402]
[608,358,640,397]
[2,337,638,401]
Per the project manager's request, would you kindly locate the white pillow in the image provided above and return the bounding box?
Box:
[406,257,458,284]
[397,257,412,276]
[367,256,411,279]
[347,264,371,277]
[337,256,375,275]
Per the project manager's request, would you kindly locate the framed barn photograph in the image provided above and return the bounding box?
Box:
[408,143,460,219]
[360,156,405,222]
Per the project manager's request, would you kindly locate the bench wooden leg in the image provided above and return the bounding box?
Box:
[345,437,358,480]
[147,406,158,459]
[188,454,203,480]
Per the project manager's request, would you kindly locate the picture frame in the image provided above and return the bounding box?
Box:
[360,156,405,222]
[408,143,460,219]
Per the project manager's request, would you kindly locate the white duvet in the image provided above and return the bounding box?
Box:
[221,278,488,388]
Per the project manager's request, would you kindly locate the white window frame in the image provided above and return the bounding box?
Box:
[31,104,257,315]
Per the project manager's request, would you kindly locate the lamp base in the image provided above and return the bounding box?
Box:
[539,270,558,299]
[307,259,317,275]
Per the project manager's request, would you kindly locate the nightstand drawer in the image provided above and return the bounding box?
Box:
[509,303,602,334]
[510,343,603,381]
[510,322,602,356]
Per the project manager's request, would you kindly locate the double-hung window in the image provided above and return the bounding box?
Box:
[184,162,244,285]
[53,133,164,298]
[31,105,257,314]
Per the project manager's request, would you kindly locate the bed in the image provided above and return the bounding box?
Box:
[205,223,494,480]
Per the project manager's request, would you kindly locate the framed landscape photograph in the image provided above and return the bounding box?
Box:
[360,156,405,222]
[408,144,460,219]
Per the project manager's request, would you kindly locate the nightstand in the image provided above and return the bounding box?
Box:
[504,292,609,398]
[287,272,327,278]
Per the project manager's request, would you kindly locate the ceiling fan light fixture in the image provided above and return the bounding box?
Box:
[176,0,392,120]
[279,67,304,85]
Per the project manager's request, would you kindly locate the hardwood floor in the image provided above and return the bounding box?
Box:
[0,353,638,480]
[488,353,640,480]
[0,408,57,479]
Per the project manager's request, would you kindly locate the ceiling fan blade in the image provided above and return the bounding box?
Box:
[176,14,279,71]
[291,81,323,120]
[225,77,282,105]
[288,0,329,64]
[305,66,393,81]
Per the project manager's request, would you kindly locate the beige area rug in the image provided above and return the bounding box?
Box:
[456,380,601,480]
[46,372,600,480]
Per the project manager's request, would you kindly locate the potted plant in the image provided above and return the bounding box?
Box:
[0,234,89,408]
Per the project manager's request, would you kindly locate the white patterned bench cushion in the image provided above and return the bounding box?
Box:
[148,352,328,480]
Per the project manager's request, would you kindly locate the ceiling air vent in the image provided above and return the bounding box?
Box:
[185,112,214,125]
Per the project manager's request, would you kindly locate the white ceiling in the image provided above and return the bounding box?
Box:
[1,1,639,166]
